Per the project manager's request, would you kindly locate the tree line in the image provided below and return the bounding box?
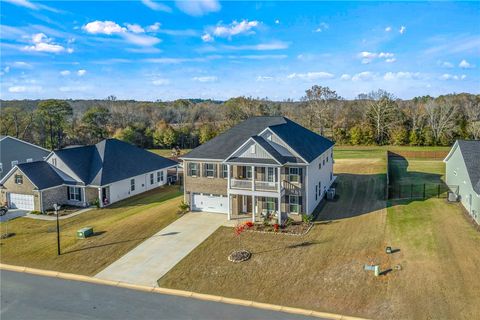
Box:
[1,87,478,151]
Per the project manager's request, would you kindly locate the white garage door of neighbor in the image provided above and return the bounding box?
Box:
[8,193,35,210]
[192,194,228,213]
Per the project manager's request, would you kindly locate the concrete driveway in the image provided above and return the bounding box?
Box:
[0,209,29,222]
[95,212,226,287]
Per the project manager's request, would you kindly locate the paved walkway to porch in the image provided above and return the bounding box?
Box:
[24,207,94,221]
[95,212,227,287]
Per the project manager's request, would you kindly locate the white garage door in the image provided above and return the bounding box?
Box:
[8,193,34,210]
[192,194,228,213]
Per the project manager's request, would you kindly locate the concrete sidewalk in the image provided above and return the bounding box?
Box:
[95,212,226,287]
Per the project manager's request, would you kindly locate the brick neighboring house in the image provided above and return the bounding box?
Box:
[444,140,480,224]
[0,135,50,180]
[181,116,335,224]
[0,139,177,212]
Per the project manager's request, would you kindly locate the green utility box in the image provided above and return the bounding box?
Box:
[77,227,94,239]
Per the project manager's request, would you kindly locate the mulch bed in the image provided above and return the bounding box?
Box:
[247,222,313,236]
[228,250,251,262]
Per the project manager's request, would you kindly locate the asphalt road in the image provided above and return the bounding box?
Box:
[0,270,320,320]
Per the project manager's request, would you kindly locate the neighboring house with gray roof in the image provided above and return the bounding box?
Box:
[0,135,50,179]
[181,116,336,224]
[444,140,480,224]
[0,139,177,212]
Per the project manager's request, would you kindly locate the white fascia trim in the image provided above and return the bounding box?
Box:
[443,141,458,163]
[258,127,308,164]
[0,166,39,189]
[224,137,282,165]
[179,157,224,161]
[1,136,50,152]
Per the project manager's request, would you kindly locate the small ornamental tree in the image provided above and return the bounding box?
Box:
[229,221,254,262]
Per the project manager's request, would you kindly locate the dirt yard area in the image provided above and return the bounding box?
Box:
[0,186,183,276]
[158,154,480,319]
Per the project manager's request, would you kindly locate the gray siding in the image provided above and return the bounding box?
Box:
[0,137,50,179]
[446,146,480,224]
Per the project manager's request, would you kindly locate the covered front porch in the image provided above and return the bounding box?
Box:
[228,193,296,224]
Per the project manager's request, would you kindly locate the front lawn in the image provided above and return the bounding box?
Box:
[0,185,183,276]
[158,156,480,319]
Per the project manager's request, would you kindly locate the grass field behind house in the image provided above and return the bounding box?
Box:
[334,145,450,159]
[0,186,183,276]
[158,149,480,320]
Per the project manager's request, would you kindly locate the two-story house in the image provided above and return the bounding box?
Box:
[181,116,335,224]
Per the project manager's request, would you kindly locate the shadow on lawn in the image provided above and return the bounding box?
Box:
[315,155,446,221]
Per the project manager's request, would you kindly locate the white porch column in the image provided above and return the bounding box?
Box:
[251,165,255,191]
[277,167,281,192]
[227,194,232,220]
[252,195,256,223]
[277,194,282,225]
[227,164,231,189]
[98,187,103,208]
[82,187,87,207]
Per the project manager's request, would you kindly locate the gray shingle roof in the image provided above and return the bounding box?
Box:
[54,139,178,186]
[458,140,480,194]
[16,161,75,190]
[225,158,279,165]
[183,116,334,163]
[251,136,286,164]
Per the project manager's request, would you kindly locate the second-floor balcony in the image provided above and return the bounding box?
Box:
[230,179,279,192]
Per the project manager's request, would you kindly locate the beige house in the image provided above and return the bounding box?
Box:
[181,116,335,224]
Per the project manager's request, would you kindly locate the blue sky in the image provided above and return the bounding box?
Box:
[1,0,479,100]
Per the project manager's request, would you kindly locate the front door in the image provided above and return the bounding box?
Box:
[102,187,110,205]
[242,196,252,213]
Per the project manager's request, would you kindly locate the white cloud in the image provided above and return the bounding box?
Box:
[314,22,329,33]
[459,59,474,69]
[152,78,170,86]
[60,70,71,76]
[122,33,161,46]
[83,21,126,35]
[201,33,214,42]
[126,24,145,34]
[385,26,392,32]
[256,76,274,82]
[141,0,172,12]
[287,72,334,80]
[147,22,161,32]
[383,72,421,81]
[340,74,351,81]
[8,85,42,93]
[359,51,395,64]
[12,61,32,68]
[22,33,70,53]
[211,20,260,39]
[222,41,289,51]
[439,61,454,68]
[228,54,287,60]
[175,0,220,16]
[77,69,87,76]
[275,19,280,25]
[192,76,218,82]
[352,71,376,81]
[4,0,59,12]
[399,26,406,34]
[440,73,467,81]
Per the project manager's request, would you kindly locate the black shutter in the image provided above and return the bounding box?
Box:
[285,195,289,204]
[67,187,70,200]
[299,196,303,213]
[299,168,303,183]
[79,188,82,202]
[214,164,217,178]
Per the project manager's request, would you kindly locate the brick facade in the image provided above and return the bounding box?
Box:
[0,168,41,210]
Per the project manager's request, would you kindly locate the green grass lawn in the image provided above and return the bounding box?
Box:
[0,185,183,276]
[334,145,450,160]
[149,149,191,158]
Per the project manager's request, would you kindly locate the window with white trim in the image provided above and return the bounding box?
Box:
[250,145,256,154]
[205,163,215,177]
[289,195,300,213]
[188,163,198,176]
[322,159,325,165]
[157,171,161,183]
[150,173,154,185]
[160,170,164,182]
[14,174,23,184]
[289,167,299,183]
[130,179,135,191]
[265,197,276,213]
[26,158,33,162]
[245,166,252,179]
[315,185,318,201]
[222,164,228,178]
[68,187,82,201]
[267,167,275,182]
[319,162,321,170]
[318,182,321,196]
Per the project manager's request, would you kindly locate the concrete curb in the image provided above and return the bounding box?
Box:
[0,263,368,320]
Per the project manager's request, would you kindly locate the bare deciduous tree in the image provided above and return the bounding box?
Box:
[365,90,399,144]
[301,86,341,135]
[425,99,459,144]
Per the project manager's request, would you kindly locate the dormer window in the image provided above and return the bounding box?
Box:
[52,158,57,167]
[250,145,256,154]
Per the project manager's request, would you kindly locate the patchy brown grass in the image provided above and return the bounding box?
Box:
[158,157,480,319]
[0,185,183,276]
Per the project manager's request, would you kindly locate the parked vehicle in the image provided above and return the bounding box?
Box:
[0,206,8,216]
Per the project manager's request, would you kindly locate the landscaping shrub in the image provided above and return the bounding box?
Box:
[30,211,42,215]
[177,201,190,215]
